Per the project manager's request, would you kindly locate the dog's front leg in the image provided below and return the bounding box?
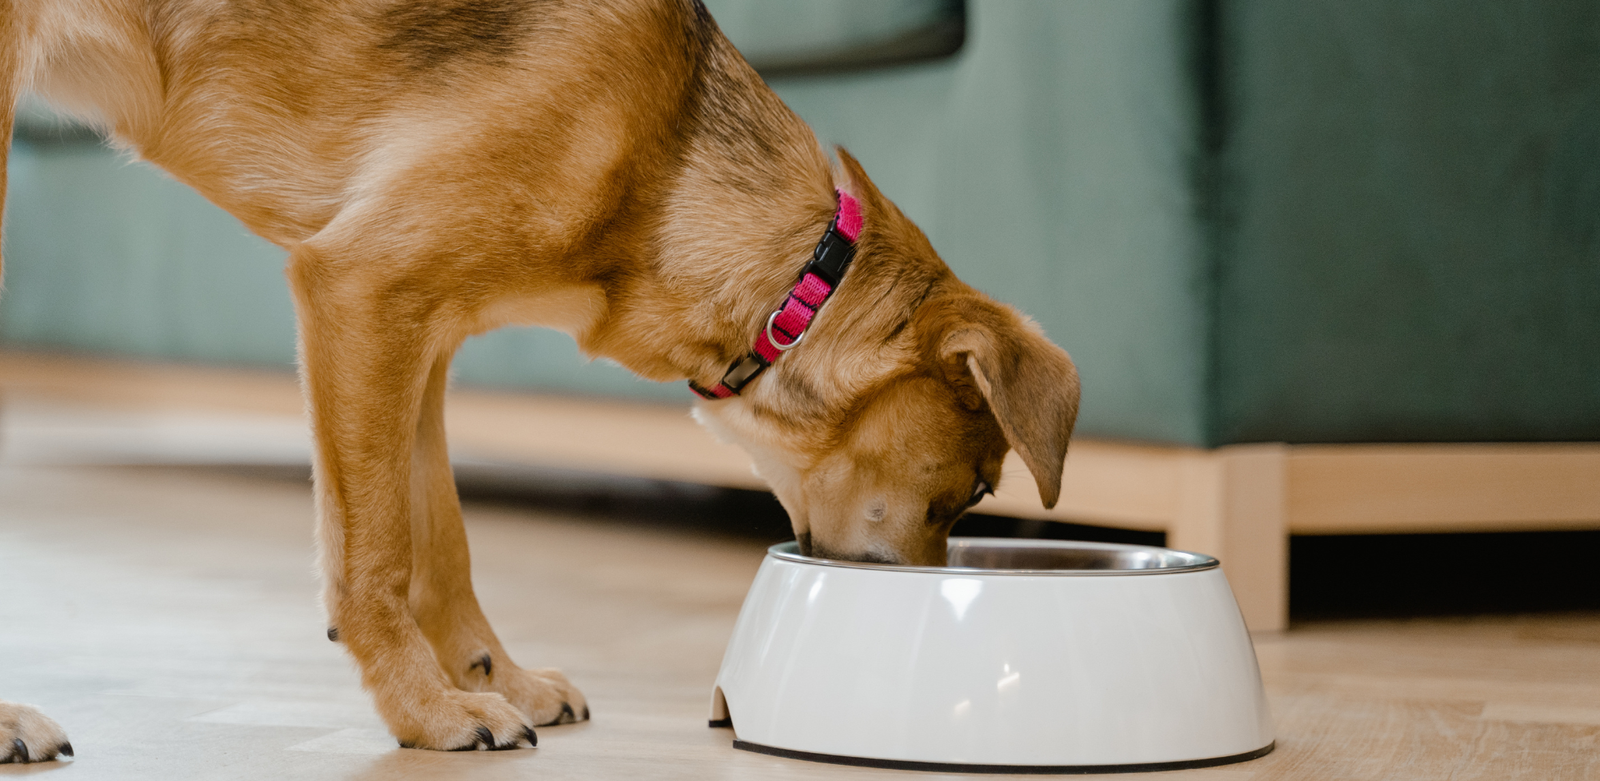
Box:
[0,700,71,763]
[290,248,533,751]
[408,351,588,727]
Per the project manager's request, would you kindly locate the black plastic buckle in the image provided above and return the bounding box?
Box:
[720,353,770,393]
[807,219,856,287]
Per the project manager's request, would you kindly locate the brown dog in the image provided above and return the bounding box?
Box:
[0,0,1079,760]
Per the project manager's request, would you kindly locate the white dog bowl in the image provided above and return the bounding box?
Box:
[710,538,1274,773]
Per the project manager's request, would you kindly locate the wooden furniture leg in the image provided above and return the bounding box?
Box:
[1170,444,1288,633]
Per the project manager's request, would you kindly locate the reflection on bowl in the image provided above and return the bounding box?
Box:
[711,538,1274,773]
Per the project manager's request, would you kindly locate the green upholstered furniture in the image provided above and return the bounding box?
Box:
[1213,1,1600,445]
[702,0,964,74]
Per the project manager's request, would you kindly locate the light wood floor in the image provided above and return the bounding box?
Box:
[2,373,1599,779]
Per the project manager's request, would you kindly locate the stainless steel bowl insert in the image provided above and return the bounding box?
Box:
[766,538,1218,576]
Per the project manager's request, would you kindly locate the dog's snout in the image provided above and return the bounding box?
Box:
[799,536,901,565]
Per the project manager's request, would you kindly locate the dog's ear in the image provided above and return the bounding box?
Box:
[936,298,1080,508]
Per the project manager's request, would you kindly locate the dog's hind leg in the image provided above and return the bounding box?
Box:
[290,244,534,751]
[408,351,588,727]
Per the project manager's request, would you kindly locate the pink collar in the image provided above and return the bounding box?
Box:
[690,190,862,399]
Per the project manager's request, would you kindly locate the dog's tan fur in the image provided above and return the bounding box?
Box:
[0,0,1079,758]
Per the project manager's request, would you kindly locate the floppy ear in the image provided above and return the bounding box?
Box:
[940,304,1080,508]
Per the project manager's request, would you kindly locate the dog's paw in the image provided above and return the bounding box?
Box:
[390,690,535,752]
[483,665,589,727]
[0,701,73,764]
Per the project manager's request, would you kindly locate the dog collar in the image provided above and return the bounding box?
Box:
[689,190,862,400]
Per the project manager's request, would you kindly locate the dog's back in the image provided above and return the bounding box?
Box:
[11,0,701,243]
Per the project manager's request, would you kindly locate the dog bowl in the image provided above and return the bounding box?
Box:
[709,538,1274,773]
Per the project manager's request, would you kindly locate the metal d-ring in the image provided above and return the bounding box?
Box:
[765,309,805,352]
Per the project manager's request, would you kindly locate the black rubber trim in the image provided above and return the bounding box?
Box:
[731,739,1275,775]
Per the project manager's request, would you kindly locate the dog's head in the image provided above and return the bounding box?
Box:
[695,151,1080,566]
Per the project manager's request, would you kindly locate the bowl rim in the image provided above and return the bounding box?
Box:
[766,537,1220,576]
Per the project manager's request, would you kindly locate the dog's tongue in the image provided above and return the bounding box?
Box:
[836,190,863,242]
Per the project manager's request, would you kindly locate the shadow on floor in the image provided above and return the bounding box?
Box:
[1290,530,1600,620]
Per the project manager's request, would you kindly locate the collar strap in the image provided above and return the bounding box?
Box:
[690,190,862,400]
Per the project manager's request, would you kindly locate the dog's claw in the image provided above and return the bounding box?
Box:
[9,738,28,764]
[476,724,531,751]
[476,723,536,751]
[446,726,491,751]
[468,653,492,678]
[57,742,73,758]
[538,702,576,727]
[326,627,339,642]
[582,705,591,721]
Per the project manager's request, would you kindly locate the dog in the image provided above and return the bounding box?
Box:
[0,0,1080,761]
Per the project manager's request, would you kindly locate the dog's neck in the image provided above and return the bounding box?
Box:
[577,35,846,403]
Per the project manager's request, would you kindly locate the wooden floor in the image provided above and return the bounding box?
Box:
[2,370,1599,779]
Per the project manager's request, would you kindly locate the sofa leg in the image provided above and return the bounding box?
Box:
[1170,444,1289,633]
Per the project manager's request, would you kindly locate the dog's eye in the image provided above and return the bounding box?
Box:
[968,480,993,506]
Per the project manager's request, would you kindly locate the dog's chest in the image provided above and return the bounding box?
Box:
[475,286,608,342]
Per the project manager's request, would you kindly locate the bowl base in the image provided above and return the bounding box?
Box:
[729,739,1276,775]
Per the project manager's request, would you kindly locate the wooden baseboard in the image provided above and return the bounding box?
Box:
[1287,444,1600,535]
